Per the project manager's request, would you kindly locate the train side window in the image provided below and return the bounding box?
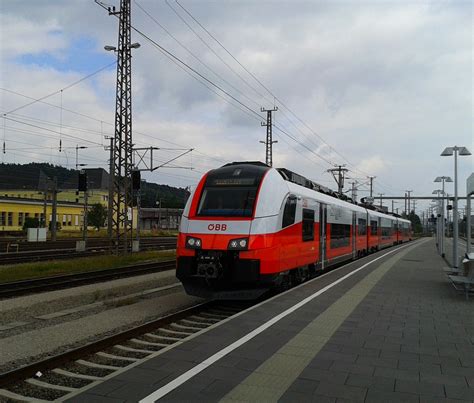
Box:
[330,223,351,248]
[370,220,378,235]
[357,218,367,235]
[302,208,314,241]
[282,196,297,228]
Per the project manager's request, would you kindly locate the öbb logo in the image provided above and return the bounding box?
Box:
[208,224,227,231]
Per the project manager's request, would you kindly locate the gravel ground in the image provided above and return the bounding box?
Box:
[83,354,130,368]
[105,346,149,359]
[123,339,164,352]
[0,282,182,339]
[0,269,177,323]
[0,291,203,372]
[62,362,113,377]
[38,371,91,388]
[5,381,67,401]
[141,333,176,345]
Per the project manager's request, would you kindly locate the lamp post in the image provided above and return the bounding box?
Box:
[434,176,453,258]
[433,189,444,254]
[441,146,472,269]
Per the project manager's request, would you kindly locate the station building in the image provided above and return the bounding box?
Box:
[0,168,113,234]
[0,196,85,232]
[0,167,178,234]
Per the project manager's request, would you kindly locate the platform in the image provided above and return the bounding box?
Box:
[68,238,474,402]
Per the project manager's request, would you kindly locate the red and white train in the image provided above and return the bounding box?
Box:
[176,162,412,299]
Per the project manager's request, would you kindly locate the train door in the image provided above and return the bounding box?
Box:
[366,211,369,252]
[378,217,382,249]
[352,211,357,259]
[319,204,327,269]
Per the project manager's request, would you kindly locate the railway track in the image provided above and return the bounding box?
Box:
[0,260,176,299]
[0,301,250,402]
[0,237,177,253]
[0,238,177,265]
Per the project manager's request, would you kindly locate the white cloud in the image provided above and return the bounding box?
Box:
[0,14,66,59]
[0,0,472,211]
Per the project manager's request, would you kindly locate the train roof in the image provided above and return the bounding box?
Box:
[216,162,412,225]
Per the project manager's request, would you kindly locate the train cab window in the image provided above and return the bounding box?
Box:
[282,196,297,228]
[302,209,314,241]
[197,164,268,217]
[198,187,257,217]
[370,220,378,235]
[357,218,367,235]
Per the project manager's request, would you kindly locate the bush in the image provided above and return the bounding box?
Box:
[23,217,40,231]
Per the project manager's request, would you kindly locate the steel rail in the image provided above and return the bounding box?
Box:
[0,260,176,298]
[0,301,214,389]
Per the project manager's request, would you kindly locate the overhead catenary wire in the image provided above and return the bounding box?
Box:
[165,0,269,104]
[3,61,116,117]
[135,0,261,110]
[171,1,375,173]
[173,1,408,192]
[123,17,341,171]
[0,89,227,166]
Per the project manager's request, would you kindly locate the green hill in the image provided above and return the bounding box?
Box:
[0,163,190,208]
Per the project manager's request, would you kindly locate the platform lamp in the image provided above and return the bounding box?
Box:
[441,146,472,269]
[432,189,444,254]
[434,176,452,258]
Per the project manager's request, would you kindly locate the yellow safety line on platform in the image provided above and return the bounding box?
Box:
[220,240,426,402]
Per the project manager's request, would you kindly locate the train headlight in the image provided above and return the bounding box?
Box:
[186,236,202,249]
[228,237,249,250]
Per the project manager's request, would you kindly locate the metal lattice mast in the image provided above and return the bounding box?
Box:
[260,107,278,166]
[110,0,133,252]
[327,165,349,196]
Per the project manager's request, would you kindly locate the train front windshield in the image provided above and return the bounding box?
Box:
[198,186,257,217]
[196,163,269,217]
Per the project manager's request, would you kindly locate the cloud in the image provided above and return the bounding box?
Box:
[0,0,472,211]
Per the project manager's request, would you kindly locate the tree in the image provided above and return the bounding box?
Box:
[23,217,40,231]
[87,203,107,231]
[407,210,422,234]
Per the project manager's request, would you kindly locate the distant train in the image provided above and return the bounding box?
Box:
[176,162,412,299]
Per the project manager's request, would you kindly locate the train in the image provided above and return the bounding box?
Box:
[176,162,412,299]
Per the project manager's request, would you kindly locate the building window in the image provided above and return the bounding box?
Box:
[0,212,5,226]
[330,224,351,248]
[7,212,13,226]
[302,208,315,242]
[358,218,367,235]
[282,197,297,228]
[67,215,72,226]
[18,212,24,226]
[75,215,79,226]
[62,215,67,226]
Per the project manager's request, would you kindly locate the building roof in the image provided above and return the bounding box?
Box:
[60,168,109,190]
[0,164,109,191]
[0,196,84,208]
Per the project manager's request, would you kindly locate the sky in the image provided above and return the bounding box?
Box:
[0,0,472,216]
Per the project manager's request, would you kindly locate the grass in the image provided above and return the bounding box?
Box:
[55,229,178,238]
[0,250,176,284]
[0,229,178,241]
